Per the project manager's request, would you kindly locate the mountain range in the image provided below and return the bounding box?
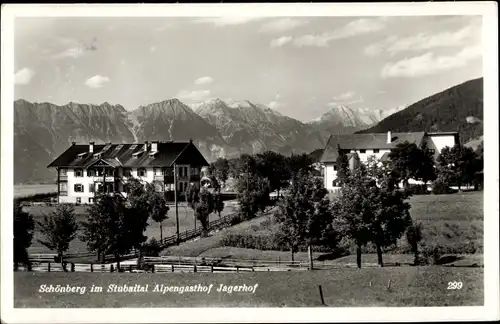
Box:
[13,77,483,184]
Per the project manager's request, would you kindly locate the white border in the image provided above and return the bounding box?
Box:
[1,3,499,323]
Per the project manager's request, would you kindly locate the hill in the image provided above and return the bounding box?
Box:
[357,78,483,144]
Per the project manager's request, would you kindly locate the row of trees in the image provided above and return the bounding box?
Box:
[275,163,416,268]
[336,141,483,191]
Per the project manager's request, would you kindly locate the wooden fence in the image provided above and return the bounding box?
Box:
[159,213,234,247]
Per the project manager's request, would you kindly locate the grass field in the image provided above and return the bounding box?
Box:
[162,191,483,261]
[14,184,57,198]
[14,267,483,307]
[26,202,239,254]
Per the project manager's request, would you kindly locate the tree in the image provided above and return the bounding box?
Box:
[213,191,225,218]
[406,221,423,265]
[209,157,230,188]
[332,164,412,268]
[388,141,436,188]
[36,204,78,270]
[236,175,271,221]
[255,151,289,198]
[14,200,35,271]
[145,184,170,242]
[437,144,479,190]
[193,188,215,234]
[81,193,149,268]
[335,149,350,185]
[285,153,314,180]
[274,171,336,264]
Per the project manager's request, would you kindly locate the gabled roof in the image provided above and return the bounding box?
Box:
[48,141,209,168]
[320,132,426,163]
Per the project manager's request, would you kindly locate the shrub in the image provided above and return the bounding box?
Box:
[141,237,163,257]
[407,184,429,195]
[432,180,453,194]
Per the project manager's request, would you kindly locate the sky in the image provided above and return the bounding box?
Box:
[14,15,483,121]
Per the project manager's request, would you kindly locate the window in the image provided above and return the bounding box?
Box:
[373,149,380,153]
[89,184,95,193]
[87,169,96,177]
[360,149,366,153]
[138,168,146,177]
[75,169,83,177]
[154,168,162,176]
[59,182,68,191]
[123,168,132,177]
[88,197,94,204]
[74,184,84,192]
[76,197,81,204]
[60,168,67,176]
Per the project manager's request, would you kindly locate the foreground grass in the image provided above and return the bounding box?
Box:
[14,267,483,307]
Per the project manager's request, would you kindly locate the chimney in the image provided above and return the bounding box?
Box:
[89,142,95,153]
[144,141,149,151]
[151,140,158,153]
[387,131,392,144]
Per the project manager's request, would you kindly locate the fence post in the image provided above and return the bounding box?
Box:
[211,265,214,273]
[152,264,155,273]
[110,264,114,273]
[171,264,174,272]
[129,265,132,272]
[48,262,51,272]
[71,263,75,272]
[90,263,93,272]
[236,266,239,273]
[194,264,197,273]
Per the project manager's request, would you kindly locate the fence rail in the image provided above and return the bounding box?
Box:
[159,213,235,247]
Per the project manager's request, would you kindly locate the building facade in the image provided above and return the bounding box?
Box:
[47,140,209,204]
[320,131,459,191]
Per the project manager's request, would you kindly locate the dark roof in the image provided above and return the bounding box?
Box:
[320,132,426,163]
[48,141,209,168]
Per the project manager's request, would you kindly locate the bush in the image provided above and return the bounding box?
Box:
[432,180,453,194]
[141,238,163,257]
[407,184,429,195]
[17,192,57,202]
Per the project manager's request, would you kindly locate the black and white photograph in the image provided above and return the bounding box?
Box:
[1,3,498,323]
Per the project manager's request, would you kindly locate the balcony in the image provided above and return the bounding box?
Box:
[59,191,68,196]
[92,176,114,182]
[59,175,68,181]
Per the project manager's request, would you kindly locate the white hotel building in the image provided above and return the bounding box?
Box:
[320,131,459,191]
[47,140,209,204]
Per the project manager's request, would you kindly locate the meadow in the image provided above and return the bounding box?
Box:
[14,184,57,198]
[14,267,483,307]
[26,202,239,255]
[162,191,484,262]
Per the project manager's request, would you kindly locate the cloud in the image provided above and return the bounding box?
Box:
[365,24,481,57]
[381,45,482,78]
[267,94,284,110]
[150,46,157,53]
[176,89,211,102]
[270,36,293,48]
[260,18,309,33]
[332,91,355,101]
[14,67,35,85]
[273,17,387,48]
[193,17,265,27]
[85,75,110,88]
[194,76,214,85]
[50,37,98,59]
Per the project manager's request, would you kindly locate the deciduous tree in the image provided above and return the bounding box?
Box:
[14,200,35,271]
[274,171,336,264]
[37,204,78,269]
[255,151,289,198]
[389,141,436,188]
[437,144,479,190]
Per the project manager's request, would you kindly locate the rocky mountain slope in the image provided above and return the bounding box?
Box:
[358,78,484,144]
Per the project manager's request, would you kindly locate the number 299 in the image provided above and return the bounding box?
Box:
[447,281,463,290]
